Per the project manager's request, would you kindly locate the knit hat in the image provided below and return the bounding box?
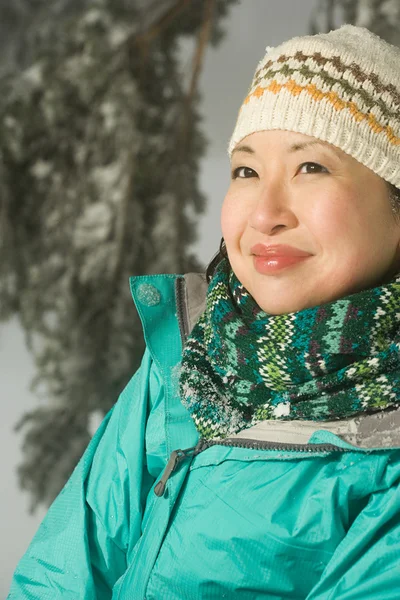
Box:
[228,25,400,188]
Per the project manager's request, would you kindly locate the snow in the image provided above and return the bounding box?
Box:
[74,202,113,248]
[22,63,43,88]
[108,25,131,49]
[30,160,53,180]
[92,162,126,205]
[64,54,94,83]
[79,243,115,283]
[100,101,118,132]
[92,162,122,190]
[4,115,17,130]
[355,0,374,27]
[381,0,400,20]
[82,8,107,27]
[88,410,104,436]
[272,402,291,418]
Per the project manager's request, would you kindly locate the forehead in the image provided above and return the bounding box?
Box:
[232,130,345,159]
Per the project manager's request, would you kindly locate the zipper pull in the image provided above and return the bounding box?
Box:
[154,443,205,497]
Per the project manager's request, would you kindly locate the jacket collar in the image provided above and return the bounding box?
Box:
[182,273,207,336]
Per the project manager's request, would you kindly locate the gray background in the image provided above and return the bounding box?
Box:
[0,0,315,593]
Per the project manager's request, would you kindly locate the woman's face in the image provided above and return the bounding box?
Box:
[222,130,400,314]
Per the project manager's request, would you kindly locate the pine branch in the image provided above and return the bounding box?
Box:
[1,0,238,509]
[171,0,215,258]
[187,0,216,104]
[135,0,192,46]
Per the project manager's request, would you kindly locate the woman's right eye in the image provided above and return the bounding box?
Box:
[232,166,257,179]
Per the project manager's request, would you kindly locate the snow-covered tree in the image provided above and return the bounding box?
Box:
[0,0,237,509]
[311,0,400,44]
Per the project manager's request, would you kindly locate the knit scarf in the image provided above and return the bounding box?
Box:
[179,259,400,440]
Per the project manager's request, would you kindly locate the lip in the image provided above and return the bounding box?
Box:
[251,244,313,274]
[251,243,312,257]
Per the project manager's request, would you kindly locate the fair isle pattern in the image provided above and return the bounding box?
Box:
[244,81,400,147]
[245,51,400,144]
[228,25,400,188]
[179,259,400,440]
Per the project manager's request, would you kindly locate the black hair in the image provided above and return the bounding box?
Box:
[206,238,228,283]
[387,182,400,220]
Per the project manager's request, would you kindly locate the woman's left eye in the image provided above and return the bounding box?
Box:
[298,162,329,174]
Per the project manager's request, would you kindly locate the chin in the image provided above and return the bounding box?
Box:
[253,288,323,315]
[257,302,306,316]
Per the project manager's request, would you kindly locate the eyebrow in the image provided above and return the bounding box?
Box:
[231,144,254,156]
[288,140,340,155]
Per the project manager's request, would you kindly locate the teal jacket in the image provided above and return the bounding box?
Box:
[8,273,400,599]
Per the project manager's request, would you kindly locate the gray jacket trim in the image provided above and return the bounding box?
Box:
[231,407,400,448]
[183,272,207,335]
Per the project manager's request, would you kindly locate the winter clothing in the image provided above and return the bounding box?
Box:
[228,25,400,188]
[7,272,400,599]
[180,258,400,438]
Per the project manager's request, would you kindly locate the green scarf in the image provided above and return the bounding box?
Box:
[179,258,400,440]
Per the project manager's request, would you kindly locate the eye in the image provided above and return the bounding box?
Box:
[232,166,258,179]
[298,162,329,174]
[232,166,257,179]
[232,167,257,179]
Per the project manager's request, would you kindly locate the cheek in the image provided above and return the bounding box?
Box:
[308,189,397,271]
[220,197,230,237]
[306,191,361,248]
[221,192,246,242]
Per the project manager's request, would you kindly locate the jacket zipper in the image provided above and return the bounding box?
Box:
[175,276,190,346]
[154,446,199,496]
[154,437,352,497]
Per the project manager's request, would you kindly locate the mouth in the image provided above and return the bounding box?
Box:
[251,243,313,274]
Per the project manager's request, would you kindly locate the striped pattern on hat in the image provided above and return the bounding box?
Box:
[228,25,400,188]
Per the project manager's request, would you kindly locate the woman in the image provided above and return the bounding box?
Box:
[8,24,400,599]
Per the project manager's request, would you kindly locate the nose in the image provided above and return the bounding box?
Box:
[247,183,298,235]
